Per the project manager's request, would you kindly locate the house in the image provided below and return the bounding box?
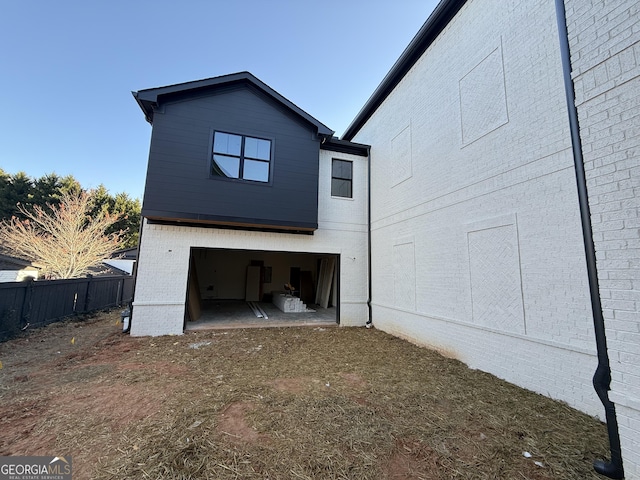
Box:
[131,72,369,335]
[103,247,138,275]
[0,253,39,282]
[0,250,134,281]
[131,0,638,477]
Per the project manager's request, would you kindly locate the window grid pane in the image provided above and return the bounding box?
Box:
[212,155,240,178]
[213,132,242,156]
[332,159,352,180]
[243,159,270,182]
[244,137,271,160]
[332,179,352,198]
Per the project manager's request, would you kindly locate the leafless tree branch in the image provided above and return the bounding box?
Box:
[0,190,124,279]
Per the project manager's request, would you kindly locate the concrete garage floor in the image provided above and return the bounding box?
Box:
[186,300,338,331]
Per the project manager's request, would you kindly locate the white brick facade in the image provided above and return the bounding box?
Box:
[565,0,640,476]
[132,149,368,336]
[353,0,605,417]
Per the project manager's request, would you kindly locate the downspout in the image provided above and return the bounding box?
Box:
[366,146,373,328]
[126,216,145,334]
[554,1,624,478]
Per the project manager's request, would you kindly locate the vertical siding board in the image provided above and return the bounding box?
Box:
[76,280,89,314]
[27,281,41,325]
[0,282,26,338]
[31,280,76,326]
[90,278,110,309]
[0,276,132,341]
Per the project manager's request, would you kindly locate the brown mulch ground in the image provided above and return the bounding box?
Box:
[0,310,609,479]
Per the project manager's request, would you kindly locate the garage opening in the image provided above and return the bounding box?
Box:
[184,247,339,330]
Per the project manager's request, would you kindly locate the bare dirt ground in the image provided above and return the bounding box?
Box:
[0,310,609,479]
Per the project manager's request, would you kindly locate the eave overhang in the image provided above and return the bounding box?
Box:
[321,137,370,157]
[143,211,317,235]
[132,71,334,137]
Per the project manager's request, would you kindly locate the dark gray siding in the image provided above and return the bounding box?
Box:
[142,85,320,230]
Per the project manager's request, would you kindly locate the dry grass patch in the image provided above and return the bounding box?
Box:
[0,310,609,479]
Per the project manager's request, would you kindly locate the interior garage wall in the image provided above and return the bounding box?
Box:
[191,248,322,300]
[351,0,602,417]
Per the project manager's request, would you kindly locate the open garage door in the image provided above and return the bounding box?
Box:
[184,247,339,330]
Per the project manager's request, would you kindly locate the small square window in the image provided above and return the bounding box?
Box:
[331,159,353,198]
[212,131,272,183]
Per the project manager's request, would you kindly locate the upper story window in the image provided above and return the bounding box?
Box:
[212,131,271,183]
[331,159,352,198]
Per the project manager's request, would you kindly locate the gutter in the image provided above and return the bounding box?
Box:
[554,1,624,477]
[366,146,373,327]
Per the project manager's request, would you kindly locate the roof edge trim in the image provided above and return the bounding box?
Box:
[132,72,334,136]
[320,137,370,156]
[342,0,468,141]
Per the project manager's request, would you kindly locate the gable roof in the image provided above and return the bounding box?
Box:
[133,71,334,137]
[342,0,467,141]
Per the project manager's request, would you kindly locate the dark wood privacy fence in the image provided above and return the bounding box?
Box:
[0,275,133,340]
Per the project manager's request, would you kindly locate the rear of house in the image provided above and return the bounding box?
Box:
[130,1,639,476]
[131,73,369,336]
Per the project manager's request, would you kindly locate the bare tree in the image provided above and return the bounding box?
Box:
[0,190,124,279]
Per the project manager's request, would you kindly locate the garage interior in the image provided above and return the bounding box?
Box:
[184,247,339,330]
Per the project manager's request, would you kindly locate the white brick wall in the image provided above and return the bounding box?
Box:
[565,0,640,476]
[353,0,604,417]
[132,149,368,336]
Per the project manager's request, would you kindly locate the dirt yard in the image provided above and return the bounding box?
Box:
[0,310,609,479]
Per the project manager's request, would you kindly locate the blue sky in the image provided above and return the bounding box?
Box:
[0,1,439,201]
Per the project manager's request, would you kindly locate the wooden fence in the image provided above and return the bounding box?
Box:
[0,275,133,341]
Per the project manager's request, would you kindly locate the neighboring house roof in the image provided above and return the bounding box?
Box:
[0,271,20,282]
[0,253,40,270]
[0,270,38,283]
[88,262,131,276]
[133,71,334,137]
[102,259,135,275]
[0,252,134,278]
[110,247,137,260]
[0,254,39,283]
[342,0,468,141]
